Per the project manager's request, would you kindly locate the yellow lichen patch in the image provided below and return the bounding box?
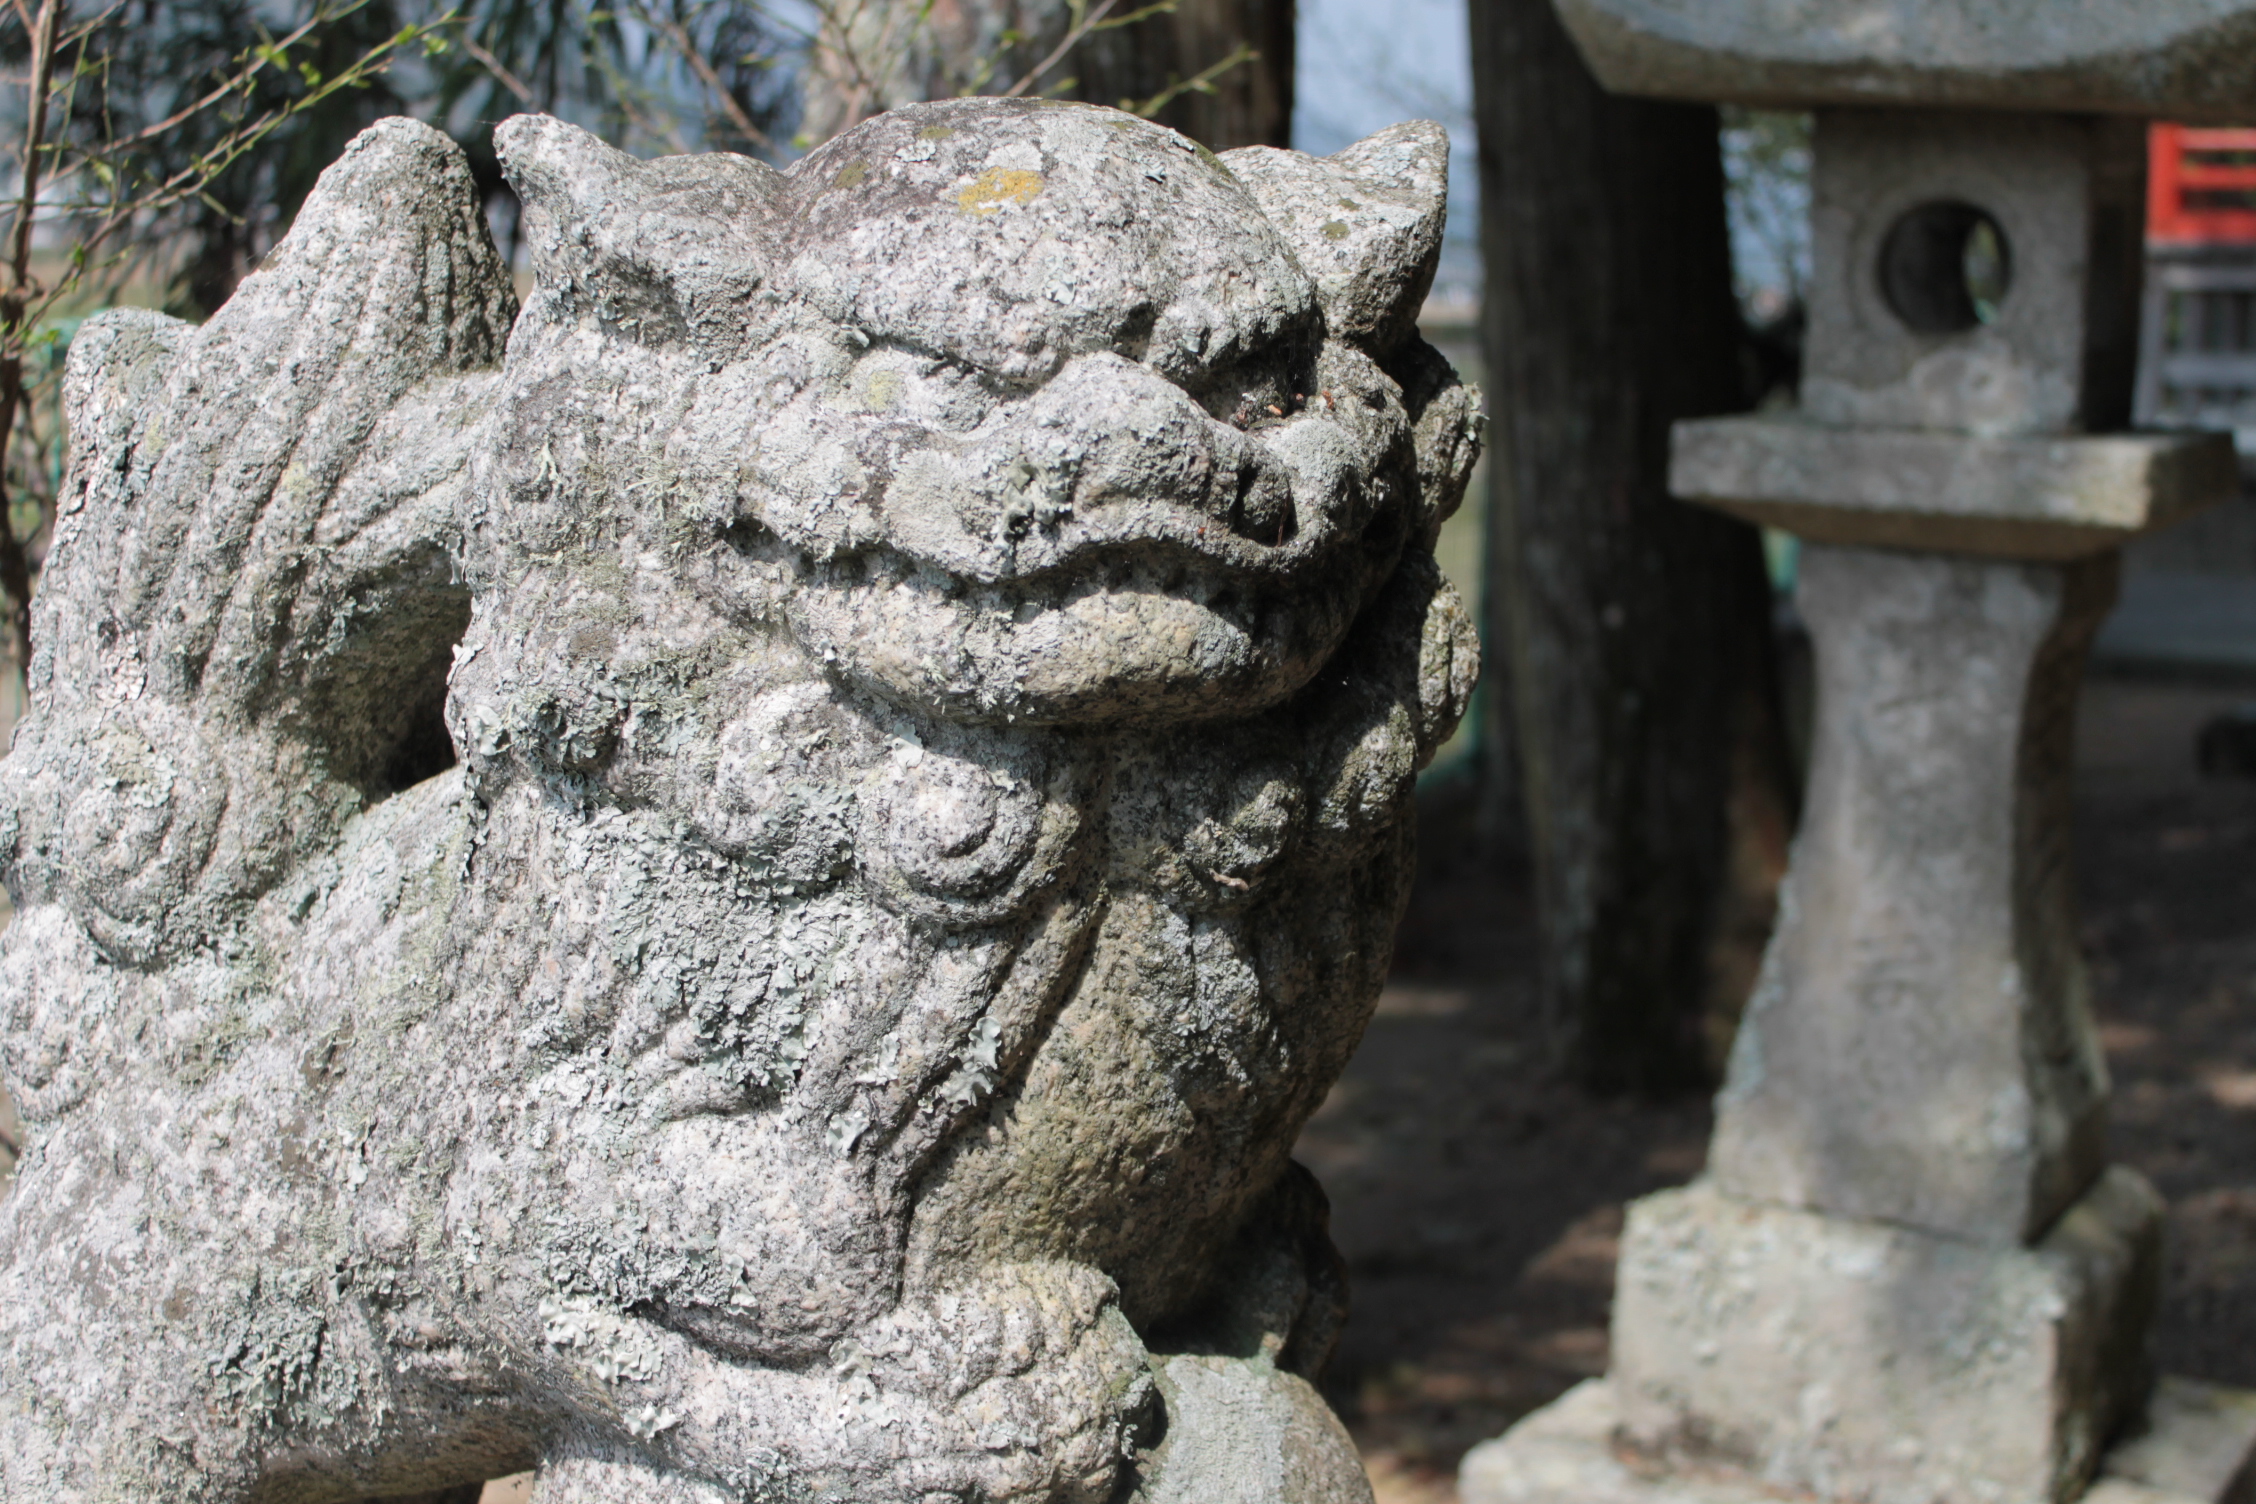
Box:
[957,168,1044,216]
[862,368,904,411]
[917,125,955,141]
[1321,220,1350,241]
[833,161,869,189]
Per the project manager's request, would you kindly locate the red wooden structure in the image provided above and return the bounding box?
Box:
[2149,124,2256,246]
[2137,125,2256,439]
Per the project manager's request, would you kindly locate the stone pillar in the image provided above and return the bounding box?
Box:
[1706,545,2118,1247]
[1458,462,2252,1504]
[1465,431,2240,1504]
[1608,546,2162,1504]
[1464,8,2256,1504]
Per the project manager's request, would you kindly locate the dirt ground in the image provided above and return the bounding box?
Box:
[1302,674,2256,1504]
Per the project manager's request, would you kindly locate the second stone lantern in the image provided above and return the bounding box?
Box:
[1464,7,2256,1504]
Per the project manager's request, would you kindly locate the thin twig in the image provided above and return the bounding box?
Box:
[1001,0,1177,99]
[459,29,534,104]
[109,9,336,150]
[650,12,772,149]
[0,0,440,693]
[113,20,433,205]
[1001,0,1117,99]
[0,0,60,676]
[823,0,897,136]
[1124,39,1252,119]
[8,0,58,290]
[824,0,934,136]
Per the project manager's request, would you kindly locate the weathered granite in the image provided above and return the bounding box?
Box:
[1504,13,2249,1504]
[1609,1170,2160,1504]
[2097,1380,2256,1504]
[1552,1,2256,122]
[1489,541,2185,1504]
[1671,418,2236,560]
[1709,542,2116,1245]
[1461,1372,2256,1504]
[0,99,1480,1502]
[1802,109,2145,438]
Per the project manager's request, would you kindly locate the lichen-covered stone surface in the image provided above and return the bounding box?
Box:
[1553,0,2256,121]
[0,98,1479,1503]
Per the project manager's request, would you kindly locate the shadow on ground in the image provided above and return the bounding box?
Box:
[1306,675,2256,1504]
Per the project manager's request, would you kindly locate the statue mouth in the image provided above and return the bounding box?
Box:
[700,348,1412,728]
[716,451,1402,727]
[717,515,1398,730]
[737,352,1383,580]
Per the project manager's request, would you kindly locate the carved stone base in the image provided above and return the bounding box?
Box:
[1462,1374,2256,1504]
[1621,1170,2160,1504]
[1462,1169,2208,1504]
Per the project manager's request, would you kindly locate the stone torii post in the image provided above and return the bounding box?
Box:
[1465,7,2256,1504]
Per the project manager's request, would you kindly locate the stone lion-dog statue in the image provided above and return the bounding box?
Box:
[0,96,1478,1503]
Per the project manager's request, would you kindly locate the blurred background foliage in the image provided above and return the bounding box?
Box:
[0,0,448,673]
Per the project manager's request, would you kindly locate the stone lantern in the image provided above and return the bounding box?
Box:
[1463,8,2256,1504]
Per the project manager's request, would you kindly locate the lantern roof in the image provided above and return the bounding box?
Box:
[1557,1,2256,120]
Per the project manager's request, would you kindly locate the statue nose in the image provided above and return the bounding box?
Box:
[962,357,1299,549]
[979,437,1296,548]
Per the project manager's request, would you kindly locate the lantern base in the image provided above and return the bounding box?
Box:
[1464,1370,2256,1504]
[1460,1170,2233,1504]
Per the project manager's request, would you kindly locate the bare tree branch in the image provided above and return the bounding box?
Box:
[0,0,449,691]
[1000,0,1121,98]
[650,11,772,149]
[108,10,337,150]
[459,26,534,104]
[0,0,61,677]
[1122,38,1252,119]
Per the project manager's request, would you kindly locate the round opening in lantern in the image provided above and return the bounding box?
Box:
[1878,201,2012,334]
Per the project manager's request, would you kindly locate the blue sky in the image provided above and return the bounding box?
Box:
[1295,0,1483,305]
[1292,0,1811,313]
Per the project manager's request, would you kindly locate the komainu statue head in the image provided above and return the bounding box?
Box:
[0,97,1477,1504]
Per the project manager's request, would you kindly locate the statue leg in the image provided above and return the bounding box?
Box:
[512,1262,1158,1504]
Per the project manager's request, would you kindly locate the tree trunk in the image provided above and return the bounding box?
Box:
[1467,0,1795,1093]
[1072,0,1293,150]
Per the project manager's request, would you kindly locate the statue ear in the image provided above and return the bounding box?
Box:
[496,113,786,356]
[1222,121,1449,355]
